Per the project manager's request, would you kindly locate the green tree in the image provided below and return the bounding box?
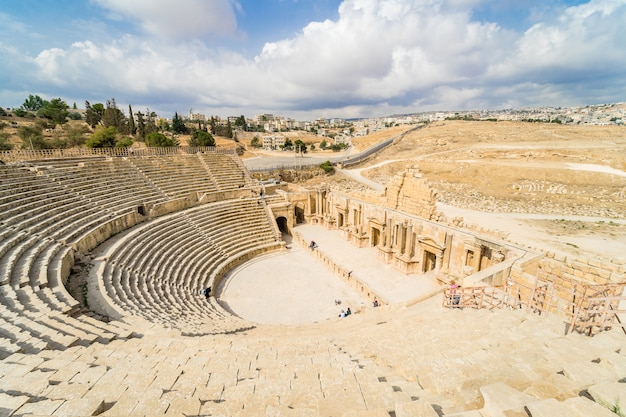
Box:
[18,125,46,149]
[225,120,233,138]
[157,118,170,132]
[234,115,246,129]
[65,124,91,147]
[144,109,158,136]
[39,98,69,125]
[116,137,134,148]
[282,138,293,150]
[145,132,178,147]
[21,94,45,111]
[85,101,104,128]
[330,143,347,152]
[209,116,217,134]
[320,160,334,173]
[102,98,128,134]
[294,139,307,154]
[13,108,32,118]
[136,111,146,140]
[68,112,82,120]
[189,130,215,147]
[86,126,118,148]
[172,112,187,134]
[250,136,262,148]
[320,139,327,150]
[128,105,136,135]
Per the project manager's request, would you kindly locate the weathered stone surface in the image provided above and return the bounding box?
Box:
[479,382,537,417]
[563,396,619,417]
[588,381,626,416]
[395,399,439,417]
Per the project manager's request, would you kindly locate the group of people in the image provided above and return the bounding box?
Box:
[339,307,352,318]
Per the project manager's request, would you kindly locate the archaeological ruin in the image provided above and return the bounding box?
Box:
[0,146,624,416]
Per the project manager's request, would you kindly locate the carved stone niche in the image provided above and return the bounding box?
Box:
[417,235,446,274]
[368,218,385,248]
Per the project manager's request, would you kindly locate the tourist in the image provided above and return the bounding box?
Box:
[449,281,460,305]
[203,286,211,299]
[339,309,346,318]
[346,307,352,316]
[309,240,317,250]
[373,298,379,307]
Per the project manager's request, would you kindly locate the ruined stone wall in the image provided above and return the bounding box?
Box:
[307,188,517,280]
[385,165,439,220]
[539,252,625,286]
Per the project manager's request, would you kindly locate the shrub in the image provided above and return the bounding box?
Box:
[145,132,178,147]
[86,126,118,148]
[320,160,334,173]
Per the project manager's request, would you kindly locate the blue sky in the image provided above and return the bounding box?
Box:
[1,0,624,120]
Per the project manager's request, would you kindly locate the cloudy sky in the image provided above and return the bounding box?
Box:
[1,0,625,120]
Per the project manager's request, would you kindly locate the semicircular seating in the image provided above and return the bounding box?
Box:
[0,151,282,356]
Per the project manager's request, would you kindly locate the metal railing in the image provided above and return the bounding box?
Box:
[0,146,237,163]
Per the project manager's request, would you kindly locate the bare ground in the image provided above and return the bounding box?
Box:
[319,121,626,261]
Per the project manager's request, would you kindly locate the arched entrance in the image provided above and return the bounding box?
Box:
[276,216,289,236]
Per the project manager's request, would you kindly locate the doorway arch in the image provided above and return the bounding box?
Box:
[276,216,289,236]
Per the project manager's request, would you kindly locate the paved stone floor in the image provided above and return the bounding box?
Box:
[219,224,441,325]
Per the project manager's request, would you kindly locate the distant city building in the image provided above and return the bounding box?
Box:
[262,135,285,150]
[189,112,206,121]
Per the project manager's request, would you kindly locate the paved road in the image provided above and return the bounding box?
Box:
[243,150,351,171]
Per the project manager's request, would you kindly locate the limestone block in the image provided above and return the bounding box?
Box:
[53,398,106,416]
[199,399,244,416]
[524,398,563,417]
[265,404,318,417]
[562,360,618,386]
[68,364,108,386]
[588,328,626,352]
[0,392,30,417]
[588,381,626,417]
[131,397,170,415]
[0,369,54,397]
[523,373,580,401]
[444,411,484,417]
[44,382,90,401]
[342,408,391,417]
[82,382,128,402]
[13,398,64,416]
[563,396,619,417]
[317,395,368,417]
[164,395,202,415]
[222,382,256,403]
[5,352,46,368]
[479,382,537,417]
[395,399,439,417]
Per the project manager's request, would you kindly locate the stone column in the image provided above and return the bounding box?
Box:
[385,219,393,248]
[405,224,413,258]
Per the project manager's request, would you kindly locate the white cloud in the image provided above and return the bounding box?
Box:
[485,0,626,84]
[5,0,625,118]
[91,0,240,40]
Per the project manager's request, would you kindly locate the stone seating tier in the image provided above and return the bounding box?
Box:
[94,198,279,333]
[0,153,260,351]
